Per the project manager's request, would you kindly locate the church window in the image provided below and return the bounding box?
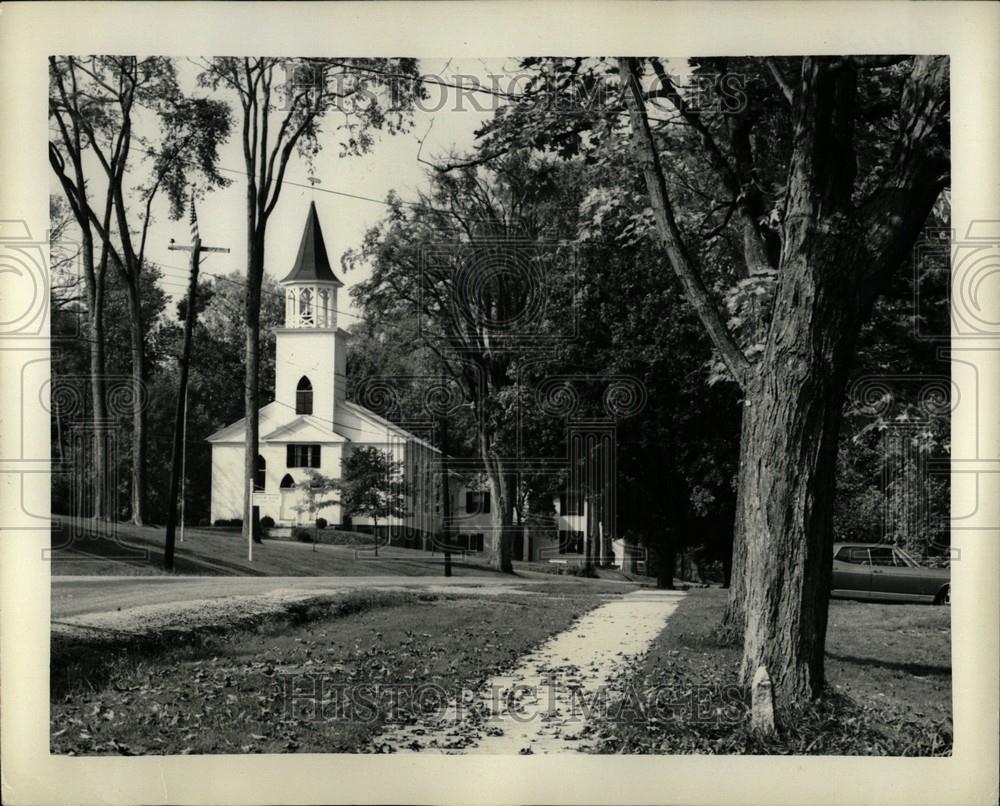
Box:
[466,490,491,514]
[296,376,313,415]
[559,490,584,517]
[287,444,321,468]
[254,454,266,491]
[280,473,296,489]
[299,288,313,325]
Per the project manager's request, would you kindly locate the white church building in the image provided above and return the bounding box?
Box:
[207,202,441,536]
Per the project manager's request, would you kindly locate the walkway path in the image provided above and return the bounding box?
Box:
[370,589,685,754]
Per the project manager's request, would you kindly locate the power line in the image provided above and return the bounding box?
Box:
[152,262,365,320]
[133,145,438,213]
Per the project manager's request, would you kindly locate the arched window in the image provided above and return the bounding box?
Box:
[296,376,313,415]
[254,454,266,491]
[280,473,296,489]
[299,288,313,325]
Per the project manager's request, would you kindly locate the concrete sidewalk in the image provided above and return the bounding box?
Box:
[369,589,686,754]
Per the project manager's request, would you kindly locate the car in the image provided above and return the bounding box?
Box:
[831,542,950,605]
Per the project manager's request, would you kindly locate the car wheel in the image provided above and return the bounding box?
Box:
[934,585,950,606]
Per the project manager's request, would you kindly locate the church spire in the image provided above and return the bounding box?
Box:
[280,201,343,286]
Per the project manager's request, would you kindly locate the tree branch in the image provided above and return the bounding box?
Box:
[618,57,751,388]
[765,58,795,104]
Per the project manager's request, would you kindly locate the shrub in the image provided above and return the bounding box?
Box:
[260,516,275,529]
[213,518,243,528]
[293,526,314,543]
[315,517,328,529]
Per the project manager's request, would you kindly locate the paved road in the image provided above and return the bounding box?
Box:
[51,575,564,619]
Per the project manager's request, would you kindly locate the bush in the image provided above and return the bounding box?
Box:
[213,518,243,528]
[315,517,328,529]
[260,516,275,529]
[293,526,314,543]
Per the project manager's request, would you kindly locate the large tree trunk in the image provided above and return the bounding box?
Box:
[735,298,860,702]
[242,234,265,546]
[124,280,147,526]
[475,358,514,573]
[730,72,859,699]
[483,456,514,573]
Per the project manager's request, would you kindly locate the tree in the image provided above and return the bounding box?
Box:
[196,56,423,547]
[615,56,950,707]
[347,154,580,572]
[49,55,231,524]
[48,63,115,518]
[464,55,948,708]
[339,447,406,557]
[291,469,342,550]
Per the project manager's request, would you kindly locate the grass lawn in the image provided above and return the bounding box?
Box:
[589,588,952,755]
[50,587,612,755]
[51,520,652,582]
[52,521,515,578]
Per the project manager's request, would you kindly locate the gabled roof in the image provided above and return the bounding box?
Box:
[205,418,247,444]
[280,201,343,286]
[262,415,349,444]
[207,400,441,454]
[338,400,441,454]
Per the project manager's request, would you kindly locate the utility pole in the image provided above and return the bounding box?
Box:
[179,381,189,543]
[163,194,229,571]
[439,407,452,577]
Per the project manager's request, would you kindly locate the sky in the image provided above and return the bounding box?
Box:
[51,57,516,323]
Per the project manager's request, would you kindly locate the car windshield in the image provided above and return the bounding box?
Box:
[868,547,896,566]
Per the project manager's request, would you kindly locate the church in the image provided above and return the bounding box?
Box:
[207,202,442,537]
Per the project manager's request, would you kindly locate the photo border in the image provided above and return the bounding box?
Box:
[1,2,997,804]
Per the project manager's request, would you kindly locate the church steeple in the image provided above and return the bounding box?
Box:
[281,201,343,286]
[281,202,342,329]
[275,202,349,424]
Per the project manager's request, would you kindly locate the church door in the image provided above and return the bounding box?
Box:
[279,474,298,523]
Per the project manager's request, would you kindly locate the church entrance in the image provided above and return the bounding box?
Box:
[279,474,298,523]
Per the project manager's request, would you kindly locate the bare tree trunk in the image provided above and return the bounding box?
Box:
[657,529,676,589]
[76,213,109,520]
[583,491,596,575]
[124,280,146,525]
[242,235,264,545]
[478,427,513,573]
[485,464,514,573]
[736,316,857,702]
[471,357,515,573]
[87,302,108,518]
